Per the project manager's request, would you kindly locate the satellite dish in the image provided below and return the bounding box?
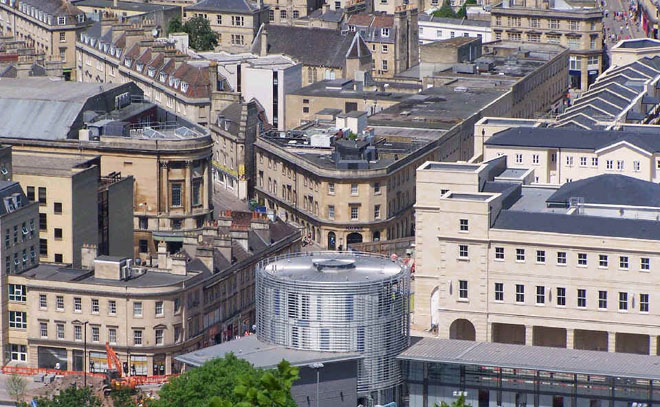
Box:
[152,28,159,37]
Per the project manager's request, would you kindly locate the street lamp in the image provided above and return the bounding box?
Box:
[73,320,89,387]
[308,362,324,407]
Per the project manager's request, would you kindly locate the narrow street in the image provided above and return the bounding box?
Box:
[602,0,646,49]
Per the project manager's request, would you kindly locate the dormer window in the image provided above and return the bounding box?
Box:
[110,45,116,55]
[181,82,189,92]
[103,43,108,52]
[47,16,52,25]
[90,38,96,47]
[174,78,180,89]
[159,72,167,82]
[58,16,65,25]
[136,63,144,72]
[5,198,15,212]
[97,41,103,50]
[147,67,156,77]
[124,58,132,68]
[77,14,85,23]
[116,49,122,58]
[168,76,175,86]
[381,28,390,37]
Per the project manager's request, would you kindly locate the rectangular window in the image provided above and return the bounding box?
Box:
[56,323,64,339]
[592,157,598,167]
[634,161,641,172]
[351,184,358,195]
[139,239,148,253]
[54,228,62,239]
[515,284,525,303]
[566,156,574,166]
[74,325,82,341]
[458,280,468,299]
[40,322,48,338]
[515,153,523,164]
[10,344,27,362]
[155,301,164,316]
[620,256,629,269]
[607,160,613,169]
[495,283,504,301]
[108,328,117,344]
[495,247,504,260]
[133,330,143,345]
[532,154,539,164]
[459,219,469,231]
[577,253,587,266]
[56,296,64,310]
[536,250,545,263]
[108,300,116,315]
[598,290,607,309]
[459,245,469,258]
[577,289,587,308]
[580,156,587,167]
[641,257,650,271]
[27,186,35,202]
[9,311,26,329]
[91,298,99,313]
[328,205,335,219]
[74,297,81,312]
[516,248,525,262]
[619,292,628,310]
[39,294,47,309]
[599,254,608,268]
[374,205,381,219]
[350,206,358,220]
[38,187,46,204]
[171,183,182,207]
[92,327,100,342]
[617,160,624,170]
[54,202,62,214]
[39,213,47,231]
[8,284,26,302]
[374,182,381,194]
[156,329,164,345]
[536,286,545,304]
[192,180,202,206]
[640,293,649,312]
[133,302,143,317]
[328,183,335,194]
[557,287,566,306]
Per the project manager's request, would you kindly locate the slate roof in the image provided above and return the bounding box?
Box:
[546,174,660,207]
[399,338,660,381]
[485,126,660,152]
[618,38,660,48]
[418,14,491,26]
[22,0,83,18]
[554,56,660,129]
[346,14,395,43]
[493,210,660,241]
[184,0,260,13]
[255,26,369,68]
[0,182,28,217]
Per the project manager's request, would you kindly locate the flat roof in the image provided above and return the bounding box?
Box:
[176,335,361,368]
[261,252,405,283]
[72,0,178,11]
[423,162,481,171]
[399,338,660,381]
[369,86,507,130]
[12,152,98,177]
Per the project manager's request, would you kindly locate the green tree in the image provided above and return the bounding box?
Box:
[155,353,262,407]
[6,374,28,404]
[30,384,102,407]
[110,387,134,407]
[456,0,477,19]
[436,394,472,407]
[432,0,457,18]
[234,360,299,407]
[184,16,219,51]
[167,16,184,34]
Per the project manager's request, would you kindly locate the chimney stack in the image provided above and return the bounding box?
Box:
[259,26,268,56]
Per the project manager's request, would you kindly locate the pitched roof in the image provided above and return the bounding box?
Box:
[184,0,260,13]
[23,0,83,17]
[256,26,368,69]
[546,174,660,207]
[485,127,660,152]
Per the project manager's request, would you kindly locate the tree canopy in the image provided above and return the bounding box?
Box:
[154,354,299,407]
[166,16,218,51]
[456,0,477,19]
[21,384,102,407]
[436,394,472,407]
[432,0,457,18]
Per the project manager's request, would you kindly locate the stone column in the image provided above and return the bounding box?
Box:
[566,328,574,350]
[608,331,616,353]
[160,161,169,213]
[184,160,192,214]
[525,325,533,346]
[203,156,210,211]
